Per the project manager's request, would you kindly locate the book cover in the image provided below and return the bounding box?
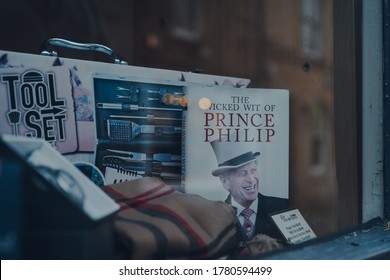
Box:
[183,86,289,199]
[183,86,289,240]
[0,66,77,154]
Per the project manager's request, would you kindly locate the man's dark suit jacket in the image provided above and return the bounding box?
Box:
[226,193,288,241]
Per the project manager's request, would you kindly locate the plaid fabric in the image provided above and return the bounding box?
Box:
[102,177,240,259]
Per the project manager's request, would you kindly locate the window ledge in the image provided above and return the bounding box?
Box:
[252,217,390,260]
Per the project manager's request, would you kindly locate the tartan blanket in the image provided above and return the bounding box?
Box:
[102,177,240,259]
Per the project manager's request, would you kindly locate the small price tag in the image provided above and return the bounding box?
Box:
[270,208,316,244]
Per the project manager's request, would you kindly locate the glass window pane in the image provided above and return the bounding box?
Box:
[127,0,339,237]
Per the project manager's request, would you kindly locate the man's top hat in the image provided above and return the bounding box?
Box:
[210,139,260,176]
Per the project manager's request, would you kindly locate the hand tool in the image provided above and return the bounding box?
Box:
[106,149,181,162]
[97,102,183,112]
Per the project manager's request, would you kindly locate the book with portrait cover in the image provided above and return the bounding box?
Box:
[182,86,289,203]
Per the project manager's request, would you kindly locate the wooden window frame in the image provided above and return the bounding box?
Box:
[333,0,362,228]
[383,0,390,219]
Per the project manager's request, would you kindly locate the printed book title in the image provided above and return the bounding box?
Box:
[200,95,277,143]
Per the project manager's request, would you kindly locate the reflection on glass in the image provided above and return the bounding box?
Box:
[129,0,336,237]
[26,144,85,206]
[35,166,85,206]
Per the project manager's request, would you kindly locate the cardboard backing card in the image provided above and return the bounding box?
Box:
[92,73,189,188]
[0,47,250,187]
[0,66,77,154]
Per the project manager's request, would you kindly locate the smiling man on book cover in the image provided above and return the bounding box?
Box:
[183,86,289,242]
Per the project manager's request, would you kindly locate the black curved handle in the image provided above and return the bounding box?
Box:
[41,38,128,65]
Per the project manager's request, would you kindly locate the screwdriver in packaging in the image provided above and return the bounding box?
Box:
[96,102,183,111]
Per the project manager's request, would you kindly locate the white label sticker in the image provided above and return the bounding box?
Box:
[271,208,317,244]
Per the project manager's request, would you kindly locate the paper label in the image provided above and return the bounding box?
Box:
[270,208,316,244]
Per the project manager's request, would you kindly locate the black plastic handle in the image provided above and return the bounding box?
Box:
[41,38,128,65]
